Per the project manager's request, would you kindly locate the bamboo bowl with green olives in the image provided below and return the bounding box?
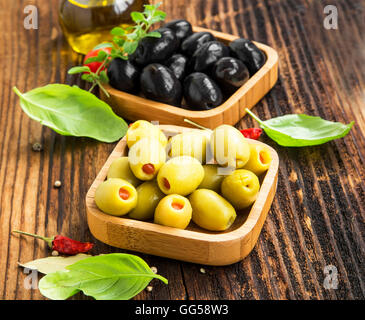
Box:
[100,26,279,129]
[86,121,279,266]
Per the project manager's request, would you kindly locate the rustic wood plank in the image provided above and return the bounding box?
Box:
[0,0,363,300]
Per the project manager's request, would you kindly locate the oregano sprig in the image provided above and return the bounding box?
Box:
[68,2,166,96]
[111,2,166,58]
[68,63,110,97]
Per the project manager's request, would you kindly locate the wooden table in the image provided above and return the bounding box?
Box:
[1,0,364,300]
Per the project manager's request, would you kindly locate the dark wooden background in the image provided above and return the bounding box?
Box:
[0,0,364,300]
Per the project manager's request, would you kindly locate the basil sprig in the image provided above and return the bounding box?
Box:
[38,253,168,300]
[13,84,128,143]
[245,108,354,147]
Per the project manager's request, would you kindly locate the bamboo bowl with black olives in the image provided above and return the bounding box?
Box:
[100,26,279,129]
[86,125,279,266]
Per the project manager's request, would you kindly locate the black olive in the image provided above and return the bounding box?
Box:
[140,63,182,106]
[165,54,188,81]
[132,28,179,66]
[190,41,230,73]
[181,32,216,56]
[183,72,223,110]
[211,57,250,95]
[163,19,193,45]
[229,38,266,75]
[107,58,140,93]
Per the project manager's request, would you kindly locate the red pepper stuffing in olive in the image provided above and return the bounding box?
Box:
[142,163,155,175]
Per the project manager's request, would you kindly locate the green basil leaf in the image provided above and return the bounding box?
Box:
[38,253,168,300]
[246,108,354,147]
[39,270,82,300]
[13,85,128,143]
[68,66,90,74]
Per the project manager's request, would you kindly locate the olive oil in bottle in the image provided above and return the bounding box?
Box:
[58,0,148,54]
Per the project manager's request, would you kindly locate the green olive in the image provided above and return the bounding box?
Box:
[221,169,260,210]
[128,181,165,221]
[154,194,192,229]
[126,120,167,148]
[94,178,138,216]
[198,164,225,193]
[128,137,166,181]
[189,189,236,231]
[210,124,250,169]
[157,156,204,196]
[168,130,211,163]
[107,157,141,187]
[243,144,272,176]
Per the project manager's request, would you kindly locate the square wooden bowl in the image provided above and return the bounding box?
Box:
[86,125,279,266]
[100,27,278,129]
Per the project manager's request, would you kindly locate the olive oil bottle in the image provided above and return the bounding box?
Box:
[58,0,148,54]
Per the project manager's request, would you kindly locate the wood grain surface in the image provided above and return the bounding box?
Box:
[0,0,364,300]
